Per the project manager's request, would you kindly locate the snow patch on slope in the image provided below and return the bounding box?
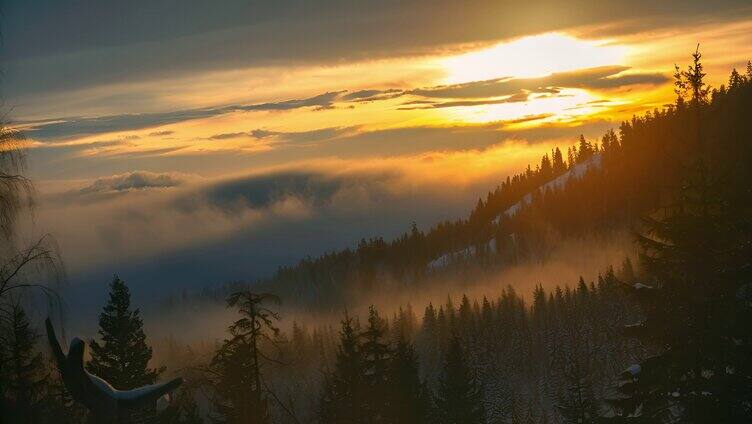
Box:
[428,154,601,270]
[499,154,602,220]
[428,239,496,270]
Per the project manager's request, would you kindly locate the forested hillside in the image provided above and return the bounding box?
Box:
[242,58,751,313]
[137,53,752,422]
[3,51,752,423]
[246,53,752,422]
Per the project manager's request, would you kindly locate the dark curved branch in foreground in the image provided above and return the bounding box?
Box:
[46,318,183,423]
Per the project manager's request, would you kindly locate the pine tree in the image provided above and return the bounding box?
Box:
[361,306,391,423]
[674,45,710,106]
[610,56,752,421]
[436,306,449,351]
[577,135,594,162]
[540,153,553,178]
[728,68,744,90]
[0,303,48,424]
[419,303,440,382]
[613,49,752,422]
[567,146,576,168]
[434,337,484,424]
[319,314,367,423]
[388,330,429,424]
[210,291,281,424]
[552,147,566,174]
[457,294,474,337]
[87,275,162,390]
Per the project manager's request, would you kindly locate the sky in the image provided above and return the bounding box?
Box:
[2,1,752,310]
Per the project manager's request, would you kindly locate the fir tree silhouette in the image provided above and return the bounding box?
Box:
[434,336,484,424]
[1,303,48,423]
[319,313,367,423]
[610,49,752,422]
[87,275,162,390]
[360,306,391,423]
[210,291,281,424]
[387,327,430,424]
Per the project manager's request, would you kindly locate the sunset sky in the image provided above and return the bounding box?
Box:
[2,1,752,304]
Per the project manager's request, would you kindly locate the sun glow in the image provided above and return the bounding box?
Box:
[440,33,628,84]
[439,88,595,124]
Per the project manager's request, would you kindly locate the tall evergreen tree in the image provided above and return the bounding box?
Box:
[434,337,484,424]
[319,314,367,423]
[610,51,752,422]
[419,303,441,382]
[87,275,162,389]
[360,306,391,423]
[674,45,710,106]
[552,147,566,174]
[457,294,475,337]
[540,153,553,178]
[728,68,744,90]
[0,303,47,424]
[210,291,281,424]
[388,330,430,424]
[577,135,595,162]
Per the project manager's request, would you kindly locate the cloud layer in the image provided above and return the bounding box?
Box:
[21,92,352,141]
[78,170,192,194]
[3,0,748,103]
[30,140,559,287]
[21,66,667,143]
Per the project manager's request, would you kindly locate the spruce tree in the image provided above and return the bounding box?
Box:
[539,153,553,179]
[612,167,752,421]
[552,147,566,174]
[87,275,161,390]
[319,314,367,423]
[567,146,576,168]
[210,291,281,424]
[577,135,595,162]
[0,303,47,424]
[457,294,474,337]
[610,54,752,421]
[728,68,744,90]
[674,45,710,106]
[360,306,391,423]
[419,303,440,383]
[434,337,484,424]
[388,330,429,424]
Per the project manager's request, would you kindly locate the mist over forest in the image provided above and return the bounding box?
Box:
[2,2,752,423]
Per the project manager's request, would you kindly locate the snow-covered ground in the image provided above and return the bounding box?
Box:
[427,154,601,270]
[427,239,496,270]
[499,153,602,220]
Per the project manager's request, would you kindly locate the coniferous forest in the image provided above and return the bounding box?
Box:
[2,8,752,423]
